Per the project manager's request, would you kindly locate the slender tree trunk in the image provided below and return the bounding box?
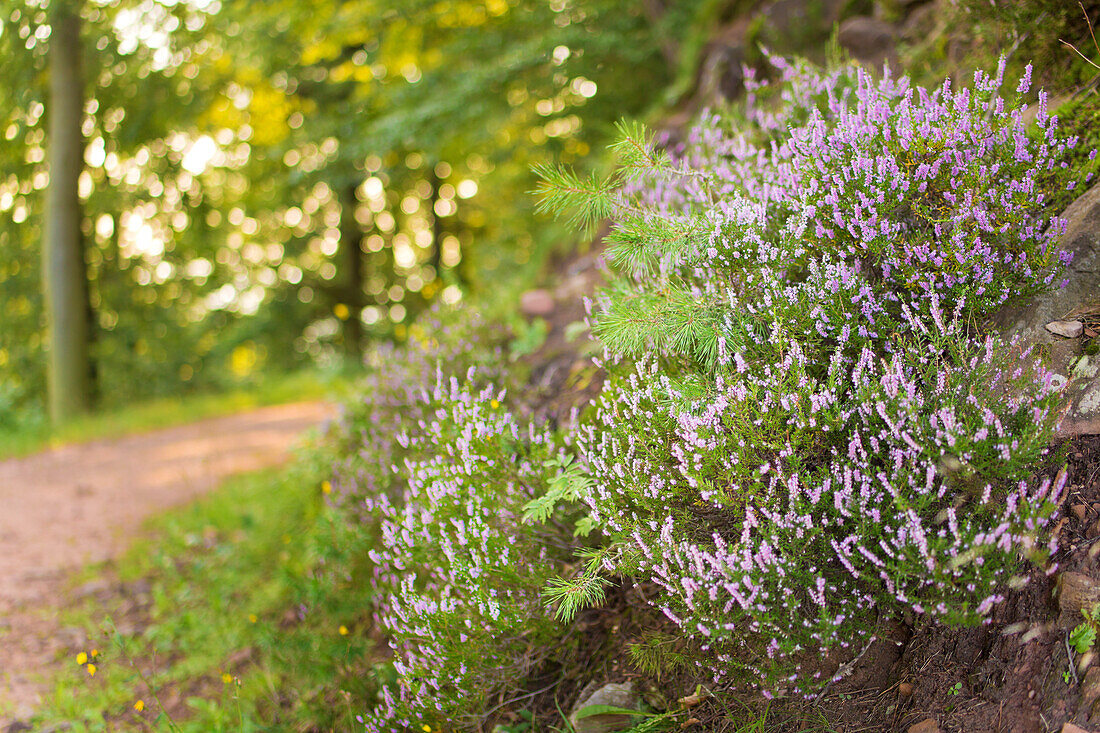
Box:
[428,169,443,276]
[43,0,91,422]
[338,182,364,361]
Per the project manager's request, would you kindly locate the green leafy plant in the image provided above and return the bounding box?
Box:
[627,632,693,681]
[1071,603,1100,653]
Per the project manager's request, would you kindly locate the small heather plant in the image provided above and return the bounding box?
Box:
[320,308,579,728]
[360,376,571,729]
[537,56,1088,693]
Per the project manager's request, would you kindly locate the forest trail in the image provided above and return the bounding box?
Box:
[0,400,336,723]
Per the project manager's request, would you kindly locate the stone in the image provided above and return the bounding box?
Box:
[568,681,640,733]
[995,182,1100,346]
[993,183,1100,436]
[897,681,914,697]
[838,16,897,69]
[519,289,555,317]
[1047,320,1086,338]
[1060,572,1100,623]
[908,719,941,733]
[1062,723,1093,733]
[1080,666,1100,715]
[695,21,749,103]
[1075,504,1090,522]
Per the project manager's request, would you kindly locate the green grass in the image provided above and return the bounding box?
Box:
[36,455,383,732]
[0,368,353,461]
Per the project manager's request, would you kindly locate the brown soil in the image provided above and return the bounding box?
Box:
[0,401,334,725]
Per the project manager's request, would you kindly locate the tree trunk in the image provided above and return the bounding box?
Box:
[429,169,443,276]
[43,0,91,422]
[338,181,364,361]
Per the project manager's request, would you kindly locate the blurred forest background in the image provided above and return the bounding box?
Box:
[0,0,705,431]
[4,0,1096,432]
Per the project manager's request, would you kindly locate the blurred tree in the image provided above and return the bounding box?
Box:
[0,0,703,419]
[42,0,92,421]
[209,0,691,358]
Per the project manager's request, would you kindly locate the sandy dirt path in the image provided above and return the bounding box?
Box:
[0,400,336,723]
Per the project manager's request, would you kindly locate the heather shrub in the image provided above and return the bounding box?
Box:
[317,308,579,728]
[538,57,1087,693]
[359,377,571,730]
[326,307,516,516]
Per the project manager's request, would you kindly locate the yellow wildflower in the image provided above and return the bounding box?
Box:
[248,613,258,624]
[222,672,234,684]
[86,663,97,676]
[338,625,349,636]
[134,700,145,712]
[322,481,332,494]
[76,652,88,665]
[490,399,500,409]
[422,726,432,733]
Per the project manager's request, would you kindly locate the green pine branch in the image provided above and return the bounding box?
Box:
[532,162,619,231]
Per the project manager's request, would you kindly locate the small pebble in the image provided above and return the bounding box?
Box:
[908,719,941,733]
[1046,320,1085,338]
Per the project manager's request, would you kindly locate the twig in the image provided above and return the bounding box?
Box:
[1066,633,1081,685]
[1060,1,1100,74]
[480,674,565,720]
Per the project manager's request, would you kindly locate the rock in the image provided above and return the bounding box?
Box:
[838,16,897,69]
[1060,573,1100,624]
[1067,378,1100,435]
[569,682,640,733]
[995,182,1100,346]
[1048,320,1086,338]
[897,681,914,697]
[1080,666,1100,716]
[993,184,1100,436]
[520,289,555,317]
[908,719,942,733]
[1075,505,1090,522]
[1063,723,1093,733]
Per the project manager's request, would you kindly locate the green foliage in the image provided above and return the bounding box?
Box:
[627,633,693,681]
[1,0,701,422]
[522,454,595,531]
[532,162,619,231]
[574,704,652,720]
[1071,603,1100,653]
[543,544,626,623]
